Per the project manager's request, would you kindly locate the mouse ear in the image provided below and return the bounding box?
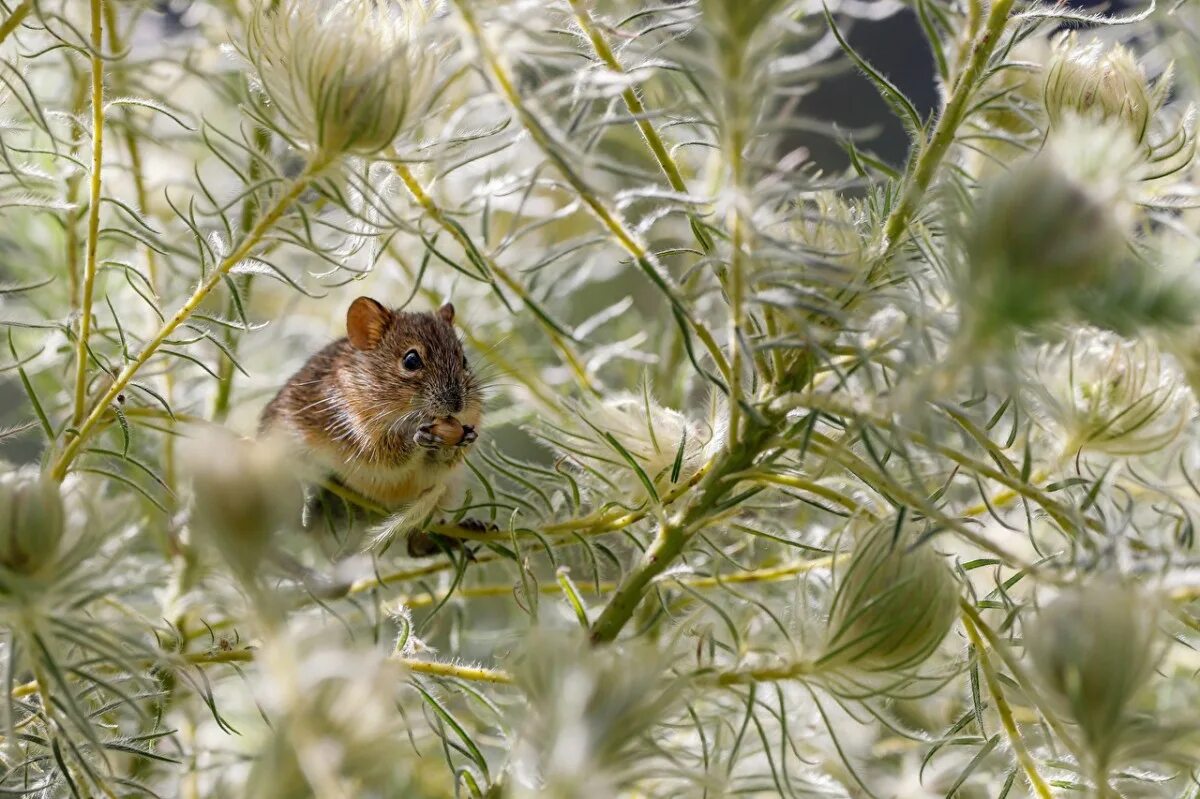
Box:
[438,302,455,325]
[347,297,392,350]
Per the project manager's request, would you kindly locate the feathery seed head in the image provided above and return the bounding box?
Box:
[1045,35,1152,145]
[245,0,443,159]
[1030,330,1194,457]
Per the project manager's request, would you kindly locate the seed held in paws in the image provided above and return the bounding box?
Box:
[421,416,476,448]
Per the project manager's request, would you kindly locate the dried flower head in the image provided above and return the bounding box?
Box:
[1045,35,1152,144]
[244,0,442,159]
[1030,330,1195,457]
[818,521,958,683]
[1025,581,1163,775]
[184,429,304,582]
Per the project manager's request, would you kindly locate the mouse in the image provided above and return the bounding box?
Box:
[260,296,485,557]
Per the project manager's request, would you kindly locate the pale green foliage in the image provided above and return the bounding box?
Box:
[2,0,1200,797]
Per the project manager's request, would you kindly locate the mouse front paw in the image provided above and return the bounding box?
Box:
[414,425,444,450]
[457,424,478,448]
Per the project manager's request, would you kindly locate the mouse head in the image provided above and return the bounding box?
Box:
[344,296,482,432]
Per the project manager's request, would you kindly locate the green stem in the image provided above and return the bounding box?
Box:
[589,417,777,643]
[70,0,105,426]
[566,0,713,254]
[0,0,30,45]
[962,610,1054,799]
[959,600,1083,757]
[51,159,325,481]
[877,0,1015,259]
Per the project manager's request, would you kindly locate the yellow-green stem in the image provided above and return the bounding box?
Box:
[398,657,512,684]
[962,611,1054,799]
[51,161,323,480]
[392,161,600,396]
[566,0,713,255]
[104,0,176,494]
[0,0,30,45]
[959,600,1083,756]
[727,136,747,449]
[877,0,1015,259]
[70,0,106,426]
[453,0,732,386]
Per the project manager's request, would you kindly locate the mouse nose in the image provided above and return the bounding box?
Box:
[442,386,464,415]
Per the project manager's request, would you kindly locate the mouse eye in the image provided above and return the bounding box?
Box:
[402,350,423,371]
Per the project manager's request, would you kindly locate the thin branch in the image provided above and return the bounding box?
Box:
[52,157,329,480]
[71,0,106,426]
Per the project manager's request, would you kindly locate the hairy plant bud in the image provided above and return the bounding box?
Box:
[1025,582,1162,773]
[1045,36,1152,144]
[0,467,65,578]
[550,393,713,503]
[245,0,442,159]
[818,522,958,678]
[184,431,303,581]
[961,152,1129,337]
[1030,330,1194,457]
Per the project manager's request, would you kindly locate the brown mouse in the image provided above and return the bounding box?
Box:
[260,296,484,554]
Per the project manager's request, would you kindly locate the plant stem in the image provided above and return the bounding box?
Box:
[453,0,732,387]
[589,417,778,643]
[70,0,106,426]
[566,0,713,255]
[877,0,1015,259]
[0,0,30,45]
[962,610,1054,799]
[395,556,835,610]
[51,160,324,481]
[398,657,512,684]
[959,600,1083,757]
[392,161,600,396]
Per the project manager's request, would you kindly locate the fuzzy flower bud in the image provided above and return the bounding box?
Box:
[184,430,304,582]
[240,639,421,798]
[1030,330,1194,457]
[546,393,713,504]
[245,0,442,159]
[1045,36,1152,144]
[818,522,958,679]
[507,628,680,799]
[0,466,65,579]
[956,122,1175,337]
[1025,582,1162,773]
